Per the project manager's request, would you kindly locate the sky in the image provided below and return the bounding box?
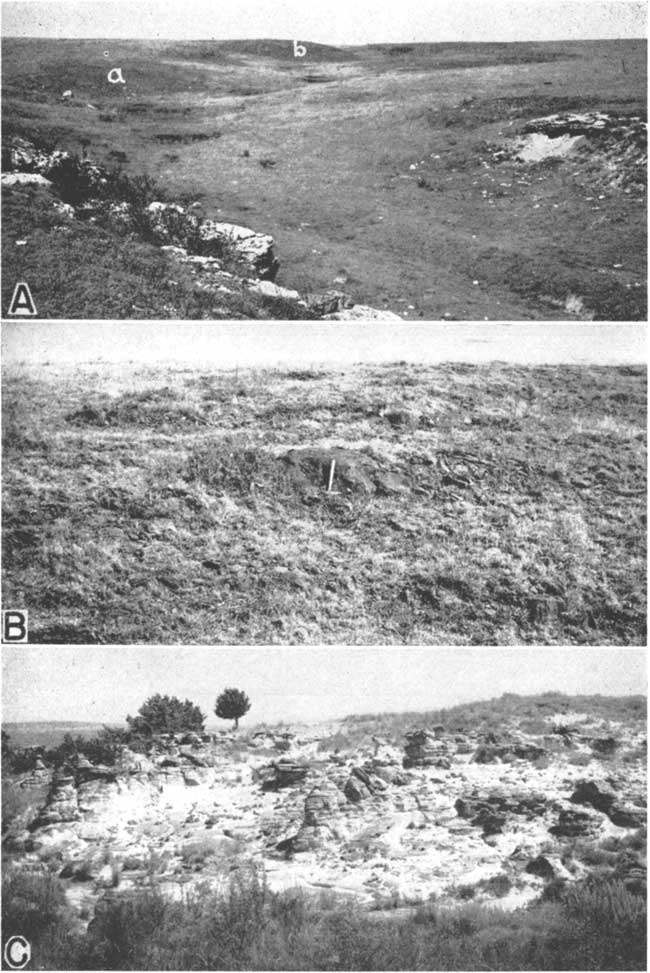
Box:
[2,647,646,726]
[2,322,647,368]
[2,0,647,43]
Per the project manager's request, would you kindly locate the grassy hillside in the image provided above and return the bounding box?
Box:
[2,37,646,319]
[335,692,647,749]
[2,361,646,644]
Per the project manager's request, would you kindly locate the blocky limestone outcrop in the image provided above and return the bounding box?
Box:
[2,136,404,319]
[403,729,451,769]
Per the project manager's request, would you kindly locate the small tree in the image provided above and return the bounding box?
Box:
[126,694,206,736]
[214,688,251,731]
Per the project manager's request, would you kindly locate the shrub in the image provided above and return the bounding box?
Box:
[479,874,513,898]
[563,878,646,930]
[1,870,80,968]
[7,869,646,970]
[126,694,206,736]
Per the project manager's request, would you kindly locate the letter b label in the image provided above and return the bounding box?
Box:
[293,40,307,57]
[2,611,28,642]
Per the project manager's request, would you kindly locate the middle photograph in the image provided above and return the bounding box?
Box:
[1,321,646,646]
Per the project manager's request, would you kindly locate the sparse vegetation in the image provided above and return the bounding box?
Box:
[315,691,647,753]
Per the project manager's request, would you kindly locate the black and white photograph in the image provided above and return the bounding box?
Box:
[0,2,647,970]
[1,646,646,970]
[1,320,646,645]
[1,0,647,320]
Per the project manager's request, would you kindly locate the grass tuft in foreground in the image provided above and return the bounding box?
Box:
[2,867,646,970]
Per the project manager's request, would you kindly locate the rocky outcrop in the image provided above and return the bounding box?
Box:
[549,808,598,838]
[324,304,403,321]
[608,805,646,829]
[525,855,556,880]
[570,779,617,813]
[4,137,73,176]
[455,789,550,836]
[2,172,53,188]
[570,779,645,829]
[278,780,344,854]
[261,759,309,790]
[33,772,80,827]
[472,741,546,764]
[3,135,405,320]
[454,735,473,754]
[250,730,296,752]
[304,782,342,827]
[403,730,451,769]
[343,766,387,803]
[147,203,279,280]
[5,705,645,929]
[498,112,647,194]
[590,736,618,755]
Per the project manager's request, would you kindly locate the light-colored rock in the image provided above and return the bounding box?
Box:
[306,290,354,315]
[404,729,451,769]
[197,220,279,279]
[324,304,403,321]
[53,201,76,218]
[6,707,644,926]
[248,280,304,303]
[2,172,53,188]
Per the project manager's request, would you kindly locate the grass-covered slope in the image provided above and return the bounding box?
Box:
[334,692,647,749]
[2,37,646,319]
[2,362,646,644]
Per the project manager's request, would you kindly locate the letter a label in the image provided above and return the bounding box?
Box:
[8,282,37,316]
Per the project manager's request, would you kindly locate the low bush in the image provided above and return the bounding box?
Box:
[3,870,643,970]
[2,870,81,968]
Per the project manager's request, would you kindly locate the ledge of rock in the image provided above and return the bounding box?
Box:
[3,136,405,319]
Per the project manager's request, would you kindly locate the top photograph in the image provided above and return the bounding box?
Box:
[1,0,647,322]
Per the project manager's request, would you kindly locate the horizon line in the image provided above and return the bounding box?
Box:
[4,689,647,729]
[3,35,647,43]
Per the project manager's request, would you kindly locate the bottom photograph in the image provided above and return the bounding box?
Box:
[1,646,646,971]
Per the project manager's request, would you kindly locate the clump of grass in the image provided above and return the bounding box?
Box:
[478,874,513,898]
[2,870,81,968]
[62,874,650,969]
[65,388,207,428]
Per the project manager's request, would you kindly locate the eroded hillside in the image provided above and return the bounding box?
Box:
[3,696,646,926]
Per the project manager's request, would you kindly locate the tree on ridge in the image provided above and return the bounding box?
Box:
[214,688,251,731]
